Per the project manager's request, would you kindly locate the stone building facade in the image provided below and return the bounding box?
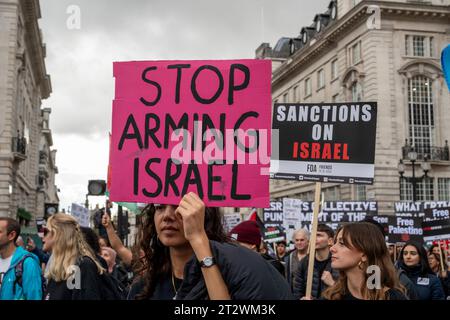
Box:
[0,0,58,226]
[256,0,450,213]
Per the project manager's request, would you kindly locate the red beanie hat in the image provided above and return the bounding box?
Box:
[229,221,261,247]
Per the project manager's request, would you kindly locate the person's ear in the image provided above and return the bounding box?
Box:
[361,254,368,263]
[7,231,16,242]
[327,237,334,246]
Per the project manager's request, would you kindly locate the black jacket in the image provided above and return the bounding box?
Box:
[175,241,294,300]
[292,253,338,299]
[398,263,445,300]
[397,268,419,300]
[44,256,103,300]
[438,270,450,298]
[261,253,285,276]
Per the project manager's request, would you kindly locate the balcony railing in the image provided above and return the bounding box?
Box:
[12,136,27,162]
[402,141,449,161]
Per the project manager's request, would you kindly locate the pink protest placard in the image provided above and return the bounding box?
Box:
[110,60,271,207]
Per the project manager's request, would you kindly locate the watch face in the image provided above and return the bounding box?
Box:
[204,257,213,266]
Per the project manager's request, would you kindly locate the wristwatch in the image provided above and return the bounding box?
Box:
[199,256,216,268]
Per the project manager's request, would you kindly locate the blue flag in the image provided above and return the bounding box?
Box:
[442,44,450,91]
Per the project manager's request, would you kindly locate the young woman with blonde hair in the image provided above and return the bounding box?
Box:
[322,222,407,300]
[42,213,105,300]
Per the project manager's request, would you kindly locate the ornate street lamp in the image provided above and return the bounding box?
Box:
[398,148,430,202]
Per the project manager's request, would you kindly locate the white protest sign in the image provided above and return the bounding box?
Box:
[71,203,90,227]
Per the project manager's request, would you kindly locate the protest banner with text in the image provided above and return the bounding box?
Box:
[271,102,377,184]
[110,60,272,207]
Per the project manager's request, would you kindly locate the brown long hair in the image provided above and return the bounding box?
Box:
[322,222,405,300]
[136,204,228,299]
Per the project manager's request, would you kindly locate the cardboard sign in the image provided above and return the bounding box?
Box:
[71,203,90,227]
[372,215,424,244]
[222,213,242,233]
[270,102,377,184]
[110,60,272,207]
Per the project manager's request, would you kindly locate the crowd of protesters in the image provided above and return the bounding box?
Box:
[0,196,449,301]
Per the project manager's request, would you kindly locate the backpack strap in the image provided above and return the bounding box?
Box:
[13,254,34,295]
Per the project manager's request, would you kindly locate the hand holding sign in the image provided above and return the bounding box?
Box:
[175,192,208,244]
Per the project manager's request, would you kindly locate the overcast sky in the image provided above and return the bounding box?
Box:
[38,0,329,212]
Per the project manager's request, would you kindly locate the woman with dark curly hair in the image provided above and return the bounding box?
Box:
[131,192,293,300]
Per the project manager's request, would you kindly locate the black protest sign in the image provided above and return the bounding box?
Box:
[395,201,450,218]
[424,206,450,221]
[282,199,378,231]
[372,215,424,244]
[270,102,377,184]
[422,217,450,242]
[263,201,283,226]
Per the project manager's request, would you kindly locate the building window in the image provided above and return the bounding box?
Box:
[317,69,325,89]
[331,59,338,80]
[351,82,363,102]
[351,42,361,65]
[293,85,298,102]
[355,185,366,200]
[405,35,434,57]
[305,78,312,97]
[400,177,434,201]
[408,76,434,157]
[438,178,450,201]
[323,186,340,201]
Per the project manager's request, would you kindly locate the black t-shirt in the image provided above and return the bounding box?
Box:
[44,256,102,300]
[341,289,408,300]
[128,273,183,300]
[151,273,182,300]
[316,258,329,294]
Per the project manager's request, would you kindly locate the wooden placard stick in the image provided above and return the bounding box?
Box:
[305,182,322,299]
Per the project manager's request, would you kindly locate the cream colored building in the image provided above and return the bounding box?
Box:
[0,0,58,225]
[256,0,450,213]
